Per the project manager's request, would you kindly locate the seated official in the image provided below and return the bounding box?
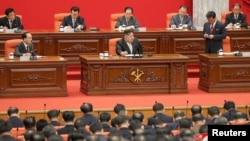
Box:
[14,32,35,57]
[0,8,23,30]
[224,3,248,28]
[61,6,86,30]
[116,29,143,56]
[170,5,194,29]
[115,6,140,30]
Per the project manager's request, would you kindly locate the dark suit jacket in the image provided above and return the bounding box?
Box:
[224,12,248,27]
[102,123,116,132]
[203,20,226,53]
[111,115,132,127]
[61,15,86,30]
[0,16,23,29]
[7,116,24,128]
[77,114,99,125]
[57,125,75,135]
[221,109,248,121]
[14,42,35,57]
[115,16,140,29]
[0,135,22,141]
[147,113,173,126]
[116,38,143,55]
[170,14,194,28]
[50,121,61,126]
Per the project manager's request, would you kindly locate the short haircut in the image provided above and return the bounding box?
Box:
[71,6,80,12]
[5,8,14,16]
[99,112,111,122]
[42,125,57,138]
[191,104,202,115]
[30,131,45,141]
[233,3,241,8]
[124,6,133,13]
[74,118,87,129]
[48,135,64,141]
[179,5,188,11]
[36,119,49,131]
[114,104,126,114]
[208,106,220,116]
[47,109,60,119]
[23,116,36,129]
[21,32,30,39]
[7,107,19,116]
[223,101,235,110]
[152,102,164,112]
[89,122,102,133]
[80,103,93,113]
[132,112,144,122]
[62,111,75,122]
[0,121,12,134]
[174,110,185,119]
[206,11,216,18]
[123,29,134,35]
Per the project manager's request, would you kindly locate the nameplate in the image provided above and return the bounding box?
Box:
[20,56,30,61]
[64,28,74,33]
[5,29,15,33]
[138,27,147,32]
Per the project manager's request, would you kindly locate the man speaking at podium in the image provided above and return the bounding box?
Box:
[116,29,143,56]
[14,32,35,57]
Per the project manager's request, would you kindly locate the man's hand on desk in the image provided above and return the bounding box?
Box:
[120,51,128,56]
[171,25,177,28]
[24,53,31,56]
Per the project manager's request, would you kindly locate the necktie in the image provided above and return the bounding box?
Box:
[26,46,29,52]
[210,24,214,33]
[72,19,76,28]
[9,21,13,29]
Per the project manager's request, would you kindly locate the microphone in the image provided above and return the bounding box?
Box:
[172,106,175,117]
[44,104,46,119]
[25,110,28,117]
[186,100,189,117]
[234,38,242,56]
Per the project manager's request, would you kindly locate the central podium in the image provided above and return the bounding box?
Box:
[80,54,189,95]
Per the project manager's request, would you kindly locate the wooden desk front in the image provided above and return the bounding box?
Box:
[0,29,249,65]
[199,53,250,93]
[0,56,68,97]
[80,54,189,95]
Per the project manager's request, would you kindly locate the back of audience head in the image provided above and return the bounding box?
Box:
[74,118,87,130]
[47,109,60,120]
[24,129,36,141]
[132,112,144,123]
[42,125,57,139]
[68,131,85,141]
[223,101,236,111]
[129,120,142,135]
[108,130,123,141]
[7,106,19,117]
[30,131,45,141]
[36,119,48,131]
[80,103,93,114]
[62,110,75,122]
[153,102,164,113]
[153,115,167,128]
[0,121,12,134]
[115,115,129,127]
[23,116,36,130]
[178,118,192,129]
[48,134,64,141]
[179,128,195,141]
[199,124,208,134]
[191,104,202,116]
[192,113,205,125]
[213,117,228,125]
[173,110,185,121]
[89,122,103,134]
[208,106,220,117]
[114,104,126,115]
[99,112,111,123]
[233,111,248,121]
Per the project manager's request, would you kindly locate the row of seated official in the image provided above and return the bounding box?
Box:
[2,101,250,141]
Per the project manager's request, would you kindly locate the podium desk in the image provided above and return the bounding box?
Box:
[199,53,250,93]
[0,56,68,97]
[80,54,189,95]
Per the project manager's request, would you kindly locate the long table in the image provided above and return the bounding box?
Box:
[0,56,68,97]
[0,28,250,65]
[79,54,189,95]
[199,53,250,93]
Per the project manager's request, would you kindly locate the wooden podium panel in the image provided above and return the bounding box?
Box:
[199,53,250,92]
[0,56,68,97]
[80,54,189,95]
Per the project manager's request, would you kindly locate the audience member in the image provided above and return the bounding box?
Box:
[47,109,61,126]
[74,118,90,138]
[222,100,248,121]
[30,131,45,141]
[77,102,99,126]
[167,110,185,131]
[207,106,221,125]
[191,114,205,134]
[88,122,107,141]
[68,131,85,141]
[99,112,116,132]
[170,5,195,29]
[115,6,140,30]
[213,117,229,125]
[61,6,86,30]
[111,103,131,128]
[57,111,75,135]
[0,8,23,30]
[36,119,48,132]
[116,29,143,56]
[115,115,132,140]
[14,31,35,57]
[224,3,248,28]
[42,125,57,139]
[203,11,226,53]
[23,116,36,132]
[6,106,24,128]
[0,121,21,141]
[48,134,64,141]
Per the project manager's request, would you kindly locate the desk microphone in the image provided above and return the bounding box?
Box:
[234,39,242,56]
[44,104,46,119]
[186,100,189,117]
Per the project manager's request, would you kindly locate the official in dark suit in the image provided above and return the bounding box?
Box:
[115,7,140,30]
[6,107,24,128]
[224,3,248,28]
[116,29,143,56]
[0,8,23,30]
[14,32,35,57]
[203,11,226,53]
[61,6,86,30]
[170,5,194,29]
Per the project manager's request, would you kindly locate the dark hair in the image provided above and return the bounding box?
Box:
[30,131,45,141]
[208,106,220,116]
[23,116,36,129]
[123,29,134,35]
[153,102,164,112]
[47,109,60,119]
[191,104,202,115]
[7,107,19,116]
[5,8,14,16]
[42,125,57,138]
[233,3,241,9]
[174,110,185,119]
[206,11,216,18]
[89,122,102,133]
[179,5,188,11]
[62,111,75,122]
[21,32,30,39]
[99,112,111,122]
[124,6,133,13]
[0,121,12,134]
[223,101,235,110]
[71,6,80,12]
[80,103,93,113]
[74,118,87,129]
[114,104,126,115]
[132,112,144,122]
[36,119,48,131]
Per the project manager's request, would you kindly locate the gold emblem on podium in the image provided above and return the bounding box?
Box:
[129,67,146,84]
